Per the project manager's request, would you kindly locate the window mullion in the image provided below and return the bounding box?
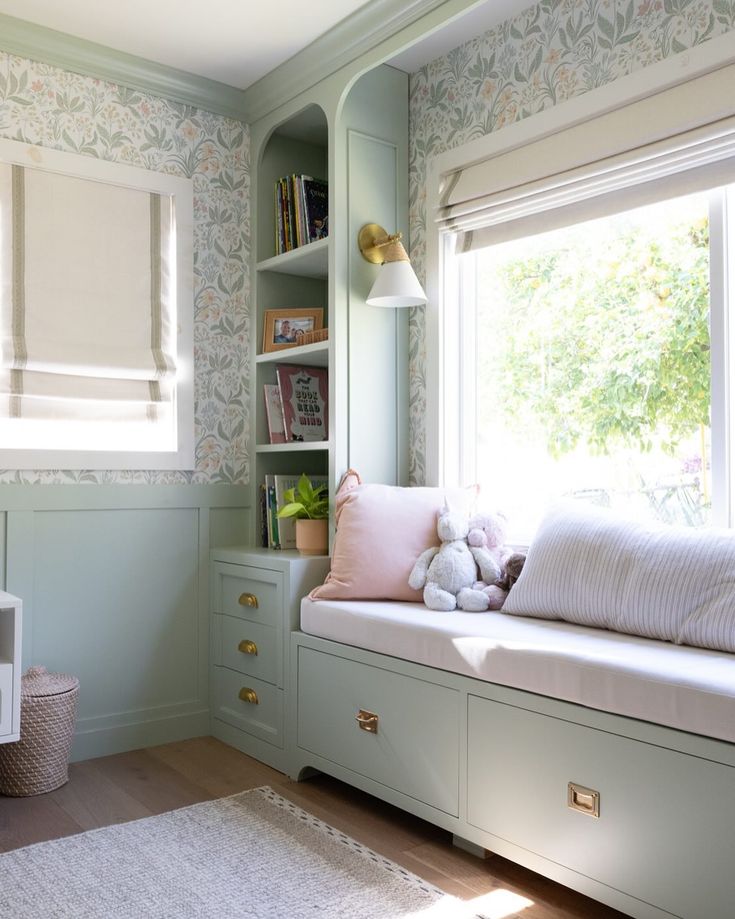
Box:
[709,189,731,527]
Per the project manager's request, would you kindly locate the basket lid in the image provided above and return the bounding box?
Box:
[21,665,79,698]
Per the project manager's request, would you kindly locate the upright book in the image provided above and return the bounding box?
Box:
[276,364,328,442]
[263,383,286,444]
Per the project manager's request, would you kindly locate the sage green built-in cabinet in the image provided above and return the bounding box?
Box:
[210,547,328,771]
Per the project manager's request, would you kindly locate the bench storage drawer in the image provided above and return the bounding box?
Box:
[467,694,735,919]
[297,646,460,815]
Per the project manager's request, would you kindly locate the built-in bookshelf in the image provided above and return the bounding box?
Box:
[252,104,330,547]
[248,67,410,550]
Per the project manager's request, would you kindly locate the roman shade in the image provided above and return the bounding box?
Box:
[436,63,735,252]
[0,164,176,423]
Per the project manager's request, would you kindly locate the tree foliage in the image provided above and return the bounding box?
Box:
[477,206,710,457]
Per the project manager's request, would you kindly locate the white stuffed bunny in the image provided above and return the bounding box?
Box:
[408,502,492,612]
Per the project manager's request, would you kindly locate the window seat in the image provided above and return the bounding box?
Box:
[301,597,735,743]
[294,597,735,919]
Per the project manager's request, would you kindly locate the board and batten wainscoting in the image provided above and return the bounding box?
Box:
[0,485,249,761]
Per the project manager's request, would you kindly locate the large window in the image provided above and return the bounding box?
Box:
[432,61,735,544]
[451,189,732,542]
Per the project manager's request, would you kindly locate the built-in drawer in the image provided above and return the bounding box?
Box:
[213,614,280,686]
[213,562,282,625]
[212,666,282,748]
[467,695,735,919]
[297,647,459,815]
[0,662,12,737]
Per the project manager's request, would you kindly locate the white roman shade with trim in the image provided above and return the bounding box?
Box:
[0,164,176,423]
[436,63,735,252]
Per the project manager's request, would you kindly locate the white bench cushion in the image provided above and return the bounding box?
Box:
[301,597,735,743]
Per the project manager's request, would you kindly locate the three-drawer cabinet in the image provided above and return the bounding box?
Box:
[210,548,329,772]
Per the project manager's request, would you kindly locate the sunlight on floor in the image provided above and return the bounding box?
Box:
[466,888,534,917]
[411,887,534,918]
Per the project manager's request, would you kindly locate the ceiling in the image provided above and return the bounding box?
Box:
[0,0,373,90]
[0,0,532,92]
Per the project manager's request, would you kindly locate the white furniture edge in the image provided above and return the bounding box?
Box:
[0,591,22,743]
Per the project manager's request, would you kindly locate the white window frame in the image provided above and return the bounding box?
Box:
[0,138,194,470]
[426,32,735,505]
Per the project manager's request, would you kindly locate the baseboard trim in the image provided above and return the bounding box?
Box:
[71,708,210,761]
[212,718,287,774]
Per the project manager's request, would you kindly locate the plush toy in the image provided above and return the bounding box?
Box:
[409,503,493,612]
[467,511,508,578]
[473,551,527,610]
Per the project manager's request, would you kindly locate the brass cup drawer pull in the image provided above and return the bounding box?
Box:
[238,639,258,655]
[239,687,259,705]
[238,592,259,608]
[568,782,600,818]
[355,709,379,734]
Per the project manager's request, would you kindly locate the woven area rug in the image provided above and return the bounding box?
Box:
[0,786,485,918]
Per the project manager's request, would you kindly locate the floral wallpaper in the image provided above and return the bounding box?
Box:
[0,52,250,484]
[408,0,735,484]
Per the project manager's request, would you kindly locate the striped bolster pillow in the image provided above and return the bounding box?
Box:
[502,501,735,653]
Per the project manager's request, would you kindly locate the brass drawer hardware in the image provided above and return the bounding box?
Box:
[238,639,258,655]
[238,687,259,705]
[238,592,259,608]
[568,782,600,818]
[355,709,379,734]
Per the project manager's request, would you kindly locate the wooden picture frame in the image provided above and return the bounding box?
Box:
[262,308,324,353]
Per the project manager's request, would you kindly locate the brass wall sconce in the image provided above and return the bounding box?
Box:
[358,223,427,308]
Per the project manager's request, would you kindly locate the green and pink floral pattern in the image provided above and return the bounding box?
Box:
[0,52,250,484]
[408,0,735,484]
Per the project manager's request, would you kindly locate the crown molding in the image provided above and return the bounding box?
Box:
[241,0,478,122]
[0,13,247,122]
[0,0,482,125]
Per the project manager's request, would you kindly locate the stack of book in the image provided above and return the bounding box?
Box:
[260,474,328,549]
[264,365,328,444]
[275,175,328,254]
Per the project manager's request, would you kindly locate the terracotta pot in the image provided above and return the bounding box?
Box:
[295,518,328,556]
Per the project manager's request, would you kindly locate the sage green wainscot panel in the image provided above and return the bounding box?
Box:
[2,484,249,759]
[297,645,460,816]
[467,694,735,919]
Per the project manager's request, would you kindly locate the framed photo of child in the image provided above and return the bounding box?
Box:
[262,308,324,353]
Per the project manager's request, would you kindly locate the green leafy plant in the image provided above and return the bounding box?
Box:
[276,474,328,520]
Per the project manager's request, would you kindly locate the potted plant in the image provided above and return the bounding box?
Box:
[276,473,329,555]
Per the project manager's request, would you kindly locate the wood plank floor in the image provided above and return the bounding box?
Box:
[0,736,631,919]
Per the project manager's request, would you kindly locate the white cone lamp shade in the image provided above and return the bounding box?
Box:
[358,224,428,308]
[367,259,427,307]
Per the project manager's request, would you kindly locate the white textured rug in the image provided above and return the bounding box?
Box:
[0,786,485,918]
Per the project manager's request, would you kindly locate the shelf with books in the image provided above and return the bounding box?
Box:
[255,340,328,367]
[255,442,329,453]
[256,237,328,279]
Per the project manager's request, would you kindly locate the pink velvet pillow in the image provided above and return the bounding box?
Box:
[310,470,475,602]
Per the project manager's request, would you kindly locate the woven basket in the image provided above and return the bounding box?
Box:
[299,327,328,345]
[0,665,79,797]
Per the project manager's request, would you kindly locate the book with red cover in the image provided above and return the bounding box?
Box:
[276,364,328,442]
